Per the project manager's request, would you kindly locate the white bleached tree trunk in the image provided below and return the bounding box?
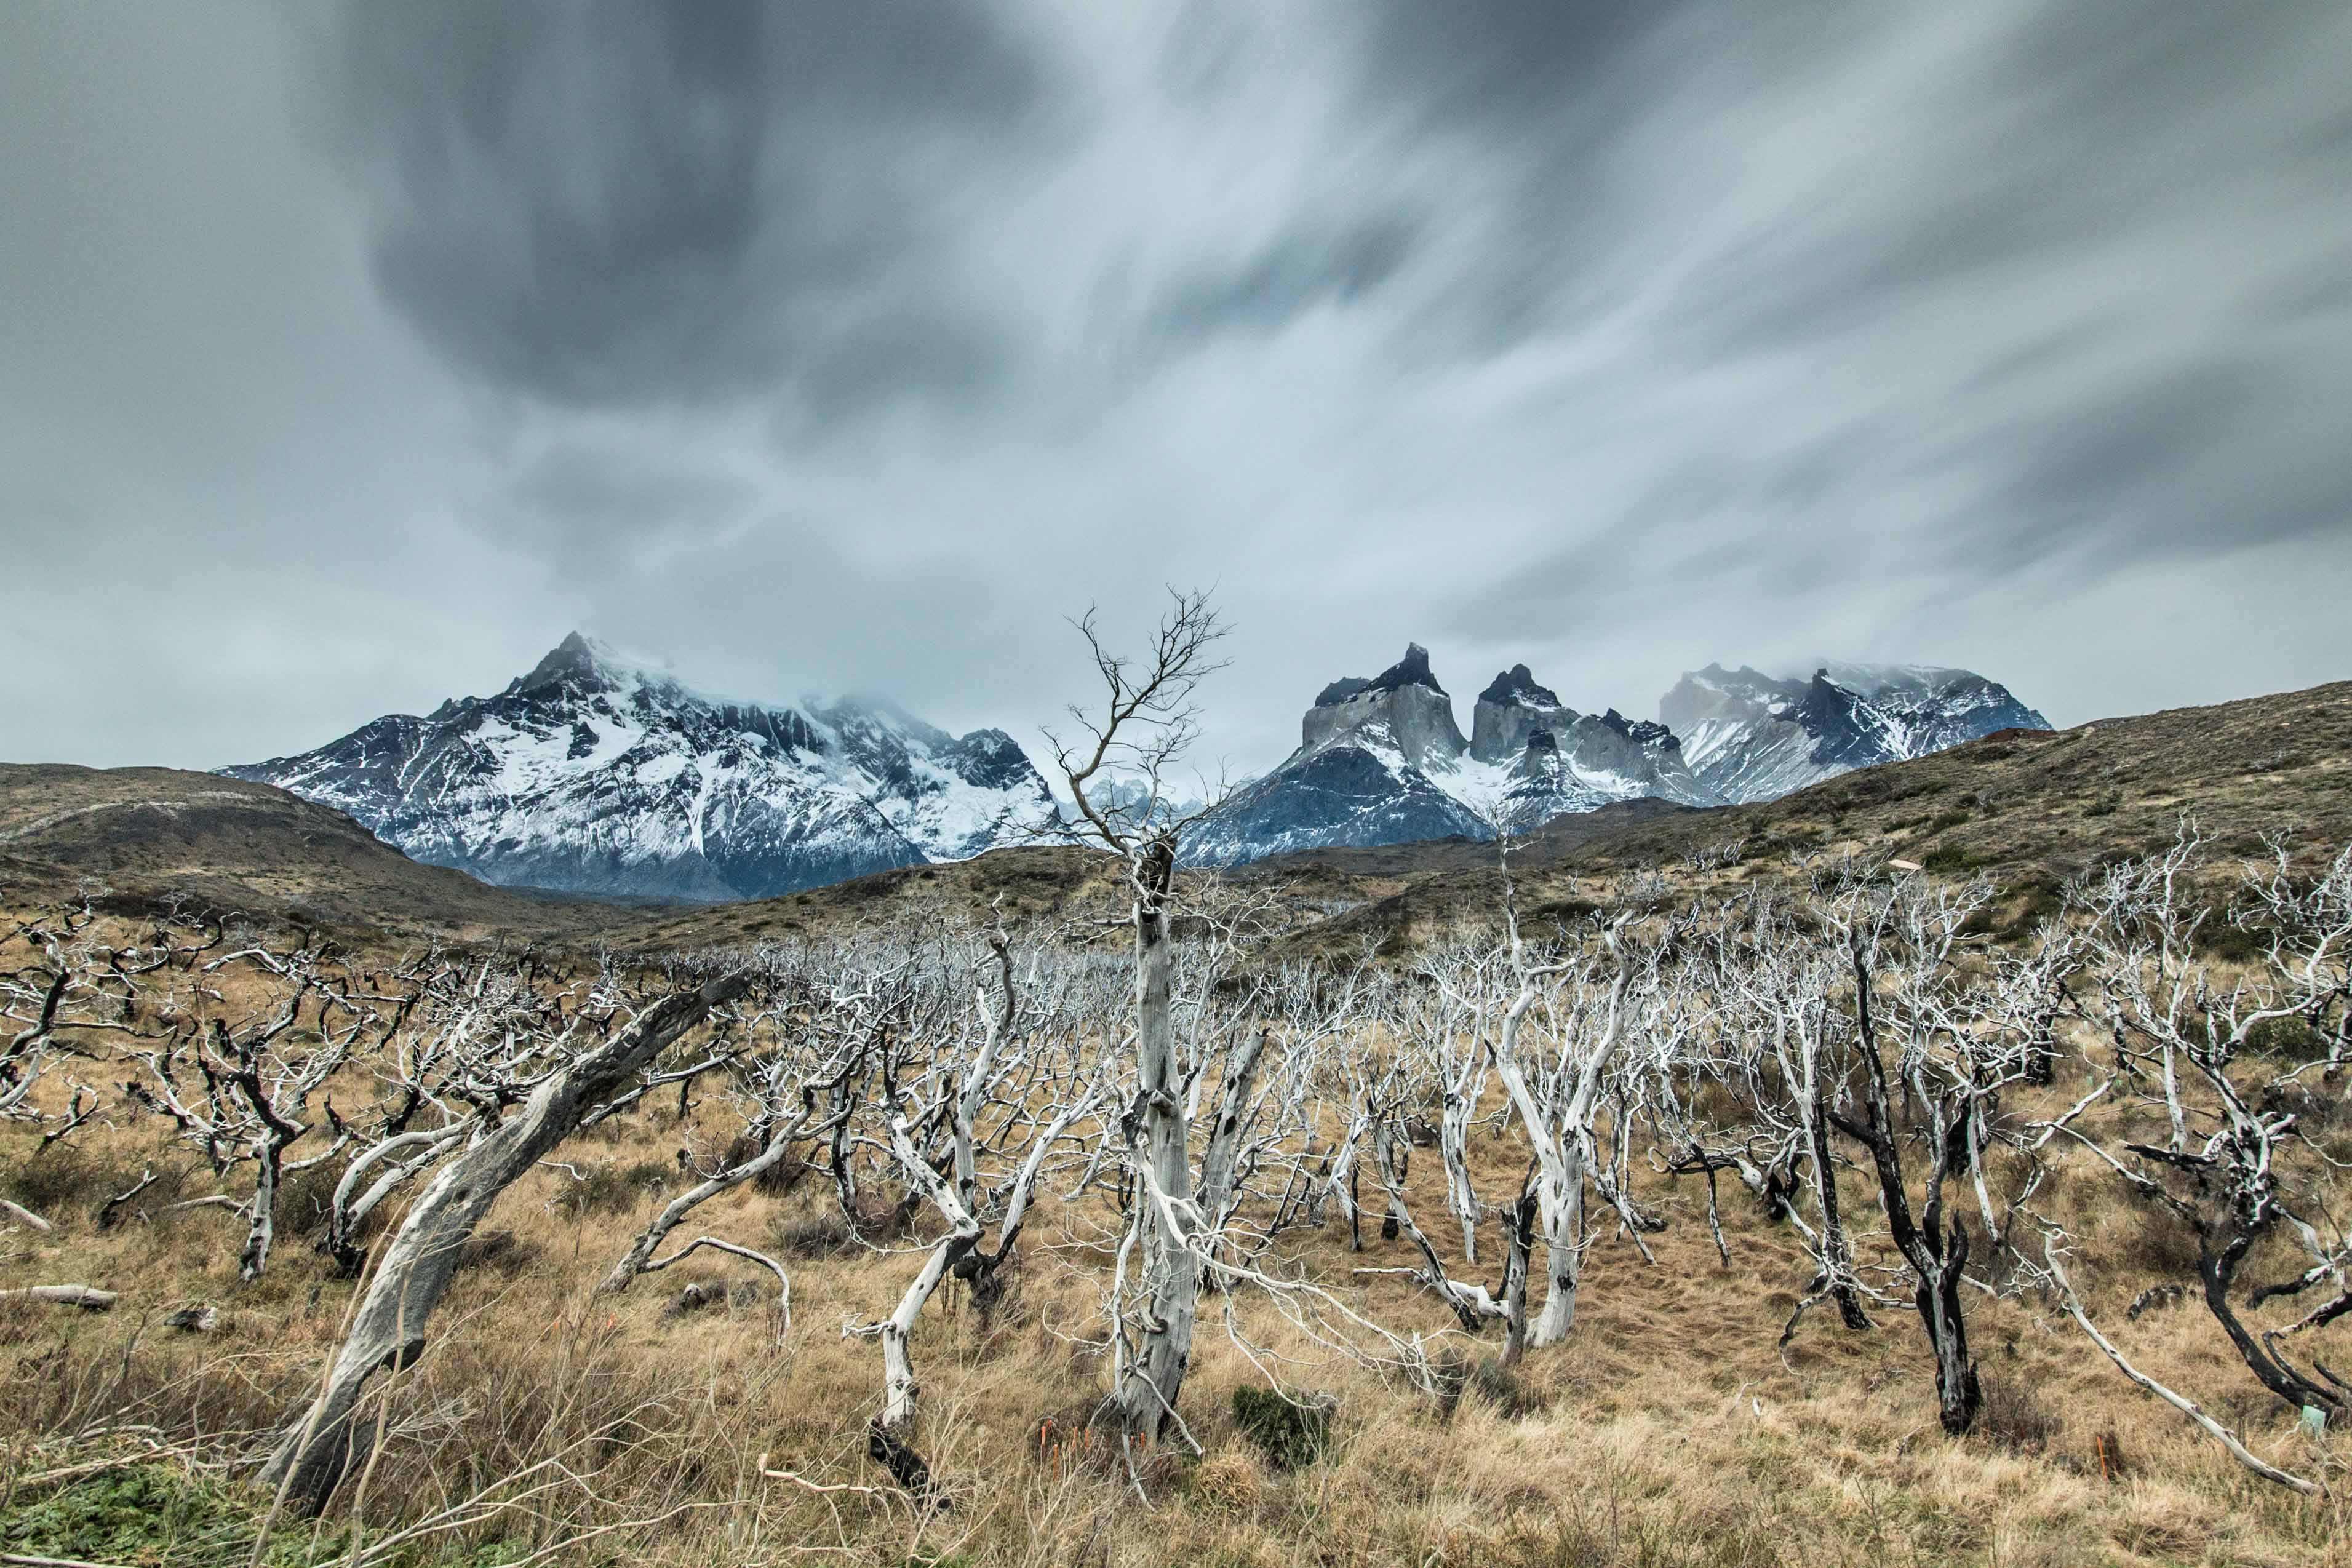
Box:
[259,974,747,1513]
[1484,924,1632,1348]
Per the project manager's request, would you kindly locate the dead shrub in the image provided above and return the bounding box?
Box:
[771,1211,856,1259]
[1974,1371,2063,1456]
[6,1145,157,1222]
[459,1227,540,1278]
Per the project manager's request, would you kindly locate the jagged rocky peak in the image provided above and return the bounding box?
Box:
[1301,642,1468,772]
[1593,708,1681,750]
[1478,663,1559,709]
[1470,663,1579,763]
[1314,642,1447,707]
[506,631,653,699]
[1187,642,1729,867]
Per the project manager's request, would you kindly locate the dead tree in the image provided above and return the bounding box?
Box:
[3,899,217,1143]
[2055,826,2352,1423]
[601,978,856,1294]
[1353,1069,1512,1334]
[1045,586,1230,1438]
[1724,893,1878,1333]
[850,981,1106,1454]
[259,973,747,1513]
[1821,877,2028,1437]
[1475,905,1636,1349]
[119,947,383,1280]
[1407,943,1501,1266]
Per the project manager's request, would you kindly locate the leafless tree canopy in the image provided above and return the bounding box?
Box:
[7,728,2349,1515]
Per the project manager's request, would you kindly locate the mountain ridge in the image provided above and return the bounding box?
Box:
[213,632,2056,897]
[223,634,1055,902]
[1662,661,2051,803]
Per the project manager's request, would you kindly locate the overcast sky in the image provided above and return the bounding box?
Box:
[4,0,2348,778]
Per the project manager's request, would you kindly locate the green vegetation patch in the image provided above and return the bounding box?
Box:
[1,1463,320,1568]
[2,1463,524,1568]
[1231,1386,1333,1471]
[1919,842,1982,874]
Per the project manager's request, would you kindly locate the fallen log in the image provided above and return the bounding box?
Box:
[0,1284,117,1311]
[1,1198,54,1233]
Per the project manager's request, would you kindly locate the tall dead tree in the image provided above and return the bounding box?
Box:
[848,940,1107,1478]
[1046,587,1230,1438]
[1720,892,1876,1334]
[1476,902,1636,1349]
[1820,875,2031,1437]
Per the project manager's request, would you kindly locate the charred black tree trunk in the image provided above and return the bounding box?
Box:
[2196,1211,2348,1418]
[1497,1181,1539,1367]
[1806,1072,1873,1332]
[1830,942,1981,1436]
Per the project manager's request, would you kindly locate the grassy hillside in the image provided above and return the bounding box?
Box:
[1558,678,2352,882]
[0,764,621,942]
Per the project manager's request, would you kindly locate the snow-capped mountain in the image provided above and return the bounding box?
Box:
[223,634,1054,901]
[1465,664,1720,827]
[1660,663,2052,804]
[1185,646,1721,867]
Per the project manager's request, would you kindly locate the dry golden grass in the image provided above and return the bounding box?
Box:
[5,987,2350,1568]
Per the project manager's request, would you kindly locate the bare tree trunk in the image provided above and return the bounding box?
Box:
[1832,944,1977,1434]
[0,1284,116,1310]
[1120,841,1197,1437]
[1497,1184,1537,1366]
[239,1133,284,1283]
[323,1127,464,1275]
[258,976,746,1513]
[1803,1046,1872,1331]
[1489,938,1630,1348]
[1526,1134,1589,1345]
[1440,1075,1482,1265]
[1195,1027,1269,1290]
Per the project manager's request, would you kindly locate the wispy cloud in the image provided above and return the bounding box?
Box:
[2,0,2345,771]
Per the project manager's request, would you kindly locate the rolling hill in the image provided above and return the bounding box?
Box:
[0,765,624,940]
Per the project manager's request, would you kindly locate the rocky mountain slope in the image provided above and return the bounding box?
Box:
[1186,646,1718,867]
[1660,662,2050,803]
[224,635,1053,901]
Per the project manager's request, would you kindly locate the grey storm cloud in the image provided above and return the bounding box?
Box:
[326,0,1050,414]
[1,0,2347,778]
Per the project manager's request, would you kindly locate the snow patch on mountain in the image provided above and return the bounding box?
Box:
[225,633,1054,901]
[1659,661,2051,804]
[1188,646,1721,867]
